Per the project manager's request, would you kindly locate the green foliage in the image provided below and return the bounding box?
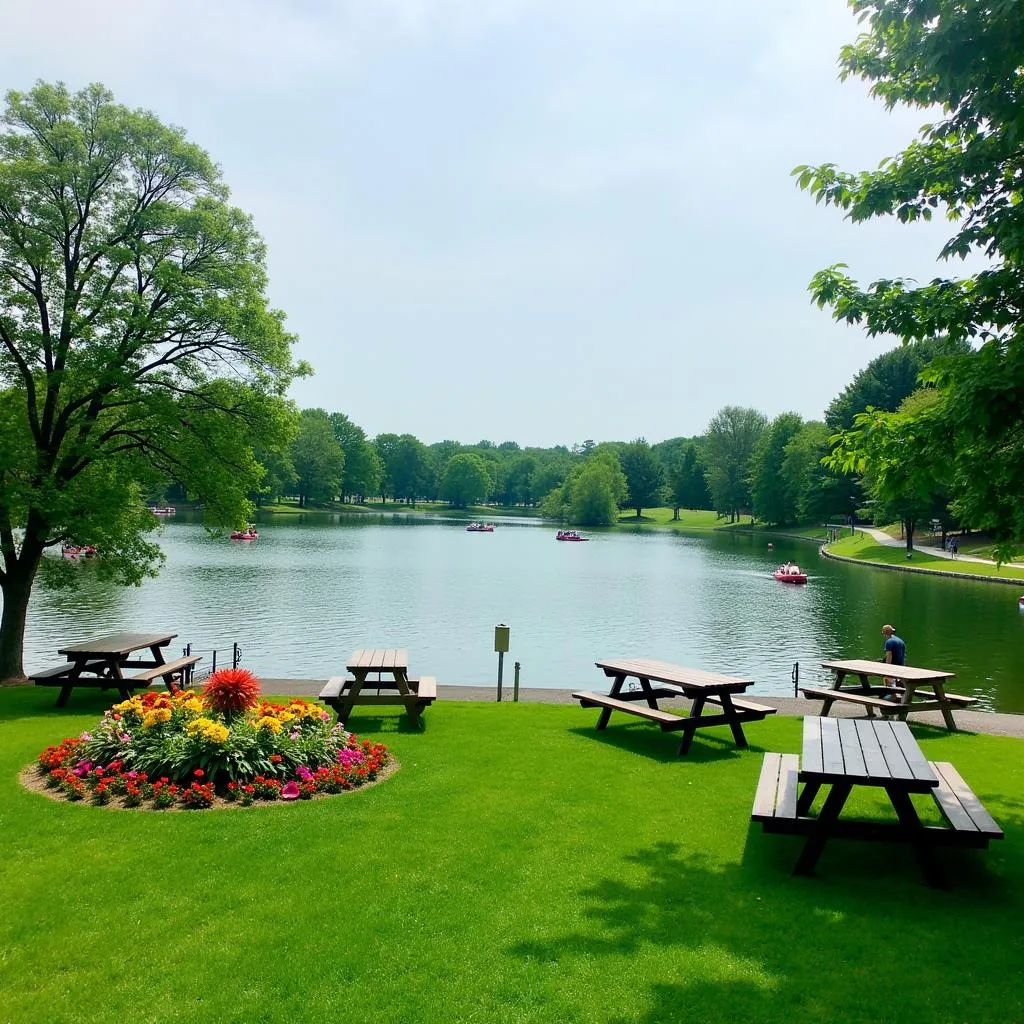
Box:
[440,453,491,507]
[750,413,804,526]
[703,406,767,521]
[541,450,626,526]
[826,390,948,550]
[780,421,850,524]
[618,437,664,517]
[290,409,344,507]
[0,82,303,676]
[825,339,970,430]
[796,1,1024,556]
[330,412,382,501]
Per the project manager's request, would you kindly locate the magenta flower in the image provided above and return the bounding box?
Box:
[296,765,313,781]
[281,781,300,801]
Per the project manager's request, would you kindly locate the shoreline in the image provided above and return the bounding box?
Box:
[259,679,1024,739]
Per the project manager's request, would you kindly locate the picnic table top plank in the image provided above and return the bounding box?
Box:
[802,715,824,776]
[854,718,891,778]
[58,632,176,657]
[890,720,938,782]
[821,659,955,683]
[819,718,847,776]
[836,718,868,777]
[348,649,409,672]
[594,657,755,691]
[870,720,913,780]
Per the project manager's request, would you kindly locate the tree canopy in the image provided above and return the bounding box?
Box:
[0,82,303,678]
[796,0,1024,557]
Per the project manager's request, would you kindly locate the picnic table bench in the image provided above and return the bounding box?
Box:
[802,659,976,731]
[752,716,1002,888]
[319,649,436,726]
[30,632,201,707]
[573,657,776,755]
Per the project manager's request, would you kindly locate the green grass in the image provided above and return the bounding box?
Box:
[617,507,738,530]
[828,531,1024,581]
[1,687,1022,1023]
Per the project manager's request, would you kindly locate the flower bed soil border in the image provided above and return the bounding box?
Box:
[18,757,400,812]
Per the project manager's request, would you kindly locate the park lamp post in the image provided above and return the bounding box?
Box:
[494,624,510,702]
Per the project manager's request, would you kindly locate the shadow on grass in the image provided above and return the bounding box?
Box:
[0,684,122,724]
[340,711,429,735]
[567,724,749,764]
[507,830,1021,1023]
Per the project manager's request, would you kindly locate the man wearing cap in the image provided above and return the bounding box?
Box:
[881,624,906,694]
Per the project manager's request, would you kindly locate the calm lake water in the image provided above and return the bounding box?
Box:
[17,514,1024,712]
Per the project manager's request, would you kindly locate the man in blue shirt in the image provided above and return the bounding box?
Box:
[881,624,906,694]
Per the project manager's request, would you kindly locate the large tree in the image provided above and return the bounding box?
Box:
[0,83,302,679]
[440,453,490,508]
[291,408,343,507]
[619,437,664,518]
[796,0,1024,557]
[703,406,767,522]
[750,412,804,526]
[330,412,381,502]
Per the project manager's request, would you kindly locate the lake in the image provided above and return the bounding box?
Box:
[17,513,1024,712]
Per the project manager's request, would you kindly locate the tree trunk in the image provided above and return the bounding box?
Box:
[0,553,42,681]
[635,507,641,518]
[672,507,679,521]
[904,519,916,553]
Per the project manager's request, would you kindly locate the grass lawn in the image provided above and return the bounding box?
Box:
[828,531,1024,581]
[1,688,1022,1023]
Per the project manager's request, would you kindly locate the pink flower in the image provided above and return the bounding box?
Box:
[281,781,300,801]
[296,765,313,781]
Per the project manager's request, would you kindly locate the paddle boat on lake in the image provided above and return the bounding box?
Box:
[773,563,807,584]
[466,523,494,532]
[230,525,258,541]
[556,530,589,542]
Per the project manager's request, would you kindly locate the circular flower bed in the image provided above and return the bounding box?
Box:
[30,669,391,810]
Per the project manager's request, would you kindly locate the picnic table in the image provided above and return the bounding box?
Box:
[319,648,437,726]
[752,716,1003,888]
[30,632,201,707]
[572,657,777,755]
[801,659,976,731]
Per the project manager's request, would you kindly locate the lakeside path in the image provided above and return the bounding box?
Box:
[263,679,1024,740]
[857,526,998,565]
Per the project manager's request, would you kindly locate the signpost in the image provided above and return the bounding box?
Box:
[494,624,510,702]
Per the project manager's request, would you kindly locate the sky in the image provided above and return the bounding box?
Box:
[0,1,961,448]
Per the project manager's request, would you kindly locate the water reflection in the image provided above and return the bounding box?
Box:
[10,516,1024,712]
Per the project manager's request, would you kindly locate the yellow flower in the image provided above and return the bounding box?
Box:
[256,716,282,734]
[141,707,171,730]
[277,711,295,723]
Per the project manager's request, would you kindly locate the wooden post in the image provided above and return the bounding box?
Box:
[514,661,520,702]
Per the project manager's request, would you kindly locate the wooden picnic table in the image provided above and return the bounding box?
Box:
[31,632,201,707]
[572,657,777,755]
[752,716,1003,889]
[319,648,437,726]
[801,659,975,731]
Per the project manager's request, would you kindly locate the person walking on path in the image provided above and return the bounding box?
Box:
[950,539,959,558]
[881,624,906,694]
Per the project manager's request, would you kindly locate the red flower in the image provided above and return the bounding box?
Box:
[193,768,205,778]
[270,754,282,764]
[202,668,261,714]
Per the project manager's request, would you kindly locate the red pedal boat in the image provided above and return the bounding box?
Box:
[773,564,807,584]
[556,530,589,542]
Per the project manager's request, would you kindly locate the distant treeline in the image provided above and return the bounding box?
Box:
[161,339,961,529]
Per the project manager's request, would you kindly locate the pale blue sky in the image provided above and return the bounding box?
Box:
[2,1,958,447]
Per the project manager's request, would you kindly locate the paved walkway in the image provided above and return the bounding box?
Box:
[264,679,1024,740]
[858,526,995,565]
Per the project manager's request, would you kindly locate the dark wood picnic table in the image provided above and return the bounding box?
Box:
[801,659,975,731]
[572,657,776,755]
[752,716,1003,888]
[31,632,201,707]
[319,648,437,726]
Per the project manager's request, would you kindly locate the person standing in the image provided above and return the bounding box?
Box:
[950,539,959,559]
[881,624,906,693]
